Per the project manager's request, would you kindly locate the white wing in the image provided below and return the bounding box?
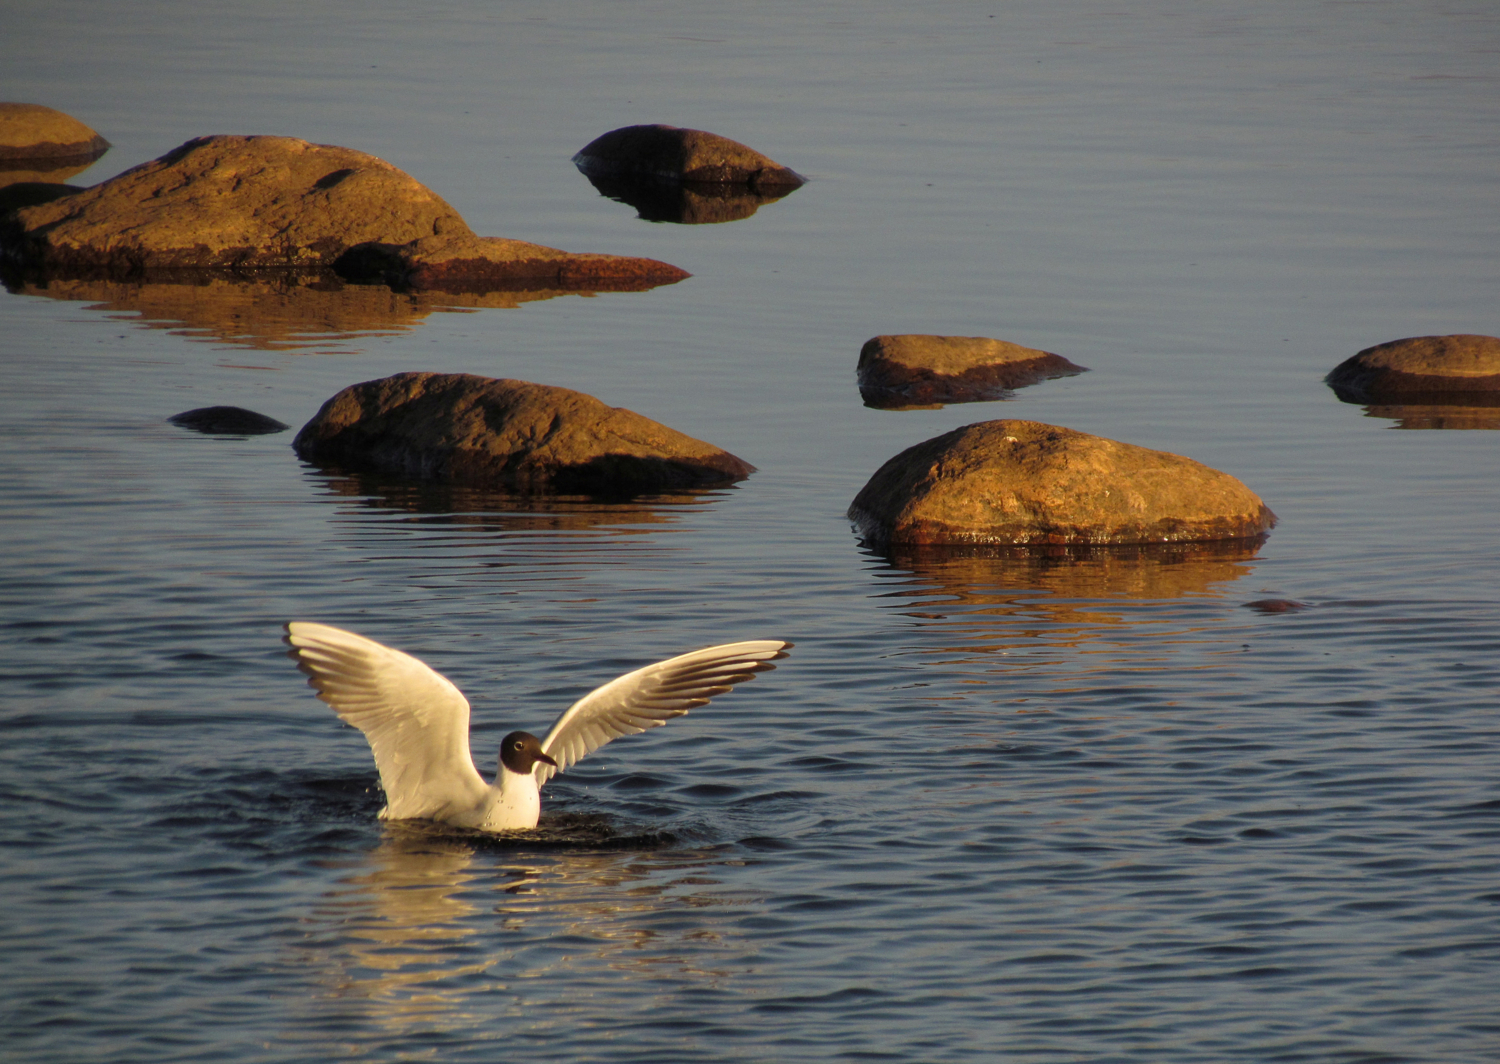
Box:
[284,622,489,820]
[535,640,792,786]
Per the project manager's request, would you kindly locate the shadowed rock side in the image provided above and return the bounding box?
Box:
[577,167,797,225]
[1326,334,1500,404]
[0,180,88,214]
[849,419,1275,549]
[0,135,688,293]
[0,103,110,163]
[858,335,1088,409]
[168,406,289,435]
[574,125,804,189]
[293,372,755,496]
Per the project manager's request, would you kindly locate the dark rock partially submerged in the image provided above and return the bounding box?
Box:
[858,335,1087,409]
[1,135,688,293]
[1243,599,1309,614]
[169,406,290,435]
[849,419,1275,549]
[1326,334,1500,403]
[574,125,804,189]
[293,372,755,496]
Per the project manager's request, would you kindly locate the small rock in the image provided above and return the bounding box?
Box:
[0,103,110,162]
[849,419,1275,549]
[1,135,688,293]
[1243,599,1309,614]
[574,125,804,188]
[1326,334,1500,403]
[293,372,755,496]
[858,335,1087,409]
[168,406,290,435]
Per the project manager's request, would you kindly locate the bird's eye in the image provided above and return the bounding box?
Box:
[512,740,524,750]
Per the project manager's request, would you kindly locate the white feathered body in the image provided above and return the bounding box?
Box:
[284,622,790,831]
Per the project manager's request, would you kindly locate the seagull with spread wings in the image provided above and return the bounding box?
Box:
[284,622,792,831]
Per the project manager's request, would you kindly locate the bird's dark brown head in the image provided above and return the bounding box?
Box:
[499,731,559,774]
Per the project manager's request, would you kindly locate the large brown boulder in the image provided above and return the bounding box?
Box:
[0,103,110,162]
[0,135,688,292]
[1326,334,1500,403]
[293,372,755,495]
[858,335,1087,409]
[574,125,804,188]
[849,420,1275,548]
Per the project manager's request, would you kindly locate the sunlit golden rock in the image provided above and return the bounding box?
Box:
[295,372,756,496]
[1326,334,1500,403]
[1,135,688,292]
[850,420,1275,548]
[0,103,110,163]
[858,335,1087,409]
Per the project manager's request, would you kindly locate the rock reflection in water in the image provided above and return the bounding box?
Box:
[7,275,611,352]
[1,160,100,188]
[0,151,107,196]
[294,821,750,1040]
[308,468,726,536]
[1360,400,1500,430]
[871,541,1261,656]
[578,169,798,224]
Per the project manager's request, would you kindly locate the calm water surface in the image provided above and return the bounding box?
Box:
[3,3,1499,1061]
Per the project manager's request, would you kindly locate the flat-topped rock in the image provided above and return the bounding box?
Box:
[574,125,804,188]
[293,372,754,496]
[1,135,687,292]
[1326,334,1500,402]
[849,419,1275,548]
[0,103,110,162]
[333,230,688,293]
[858,334,1087,408]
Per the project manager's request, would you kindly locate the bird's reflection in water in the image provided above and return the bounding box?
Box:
[296,818,755,1038]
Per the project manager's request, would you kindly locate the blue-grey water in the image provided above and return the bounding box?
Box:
[4,3,1499,1061]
